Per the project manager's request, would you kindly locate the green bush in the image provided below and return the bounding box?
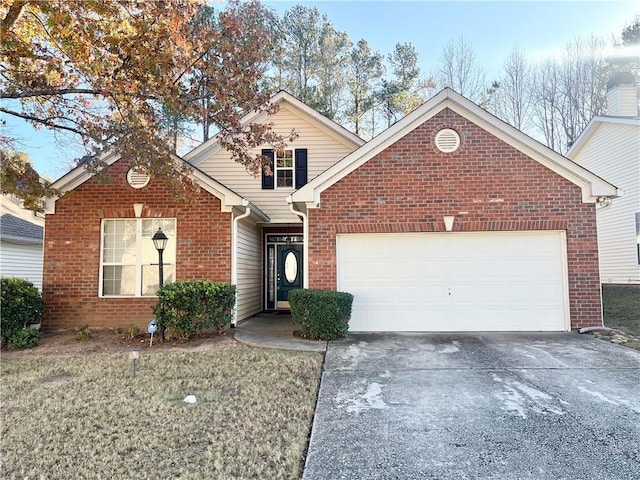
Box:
[289,289,353,341]
[6,327,42,349]
[1,277,44,347]
[153,281,236,339]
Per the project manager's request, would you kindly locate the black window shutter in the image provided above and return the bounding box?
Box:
[295,149,308,188]
[261,149,274,189]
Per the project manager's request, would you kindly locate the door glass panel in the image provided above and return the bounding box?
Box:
[284,251,298,284]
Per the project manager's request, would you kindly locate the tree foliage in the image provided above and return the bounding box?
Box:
[0,149,55,211]
[346,39,384,135]
[1,0,288,198]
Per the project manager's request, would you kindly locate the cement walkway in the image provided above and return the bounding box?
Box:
[233,313,327,352]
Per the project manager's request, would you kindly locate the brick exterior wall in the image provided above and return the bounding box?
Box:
[308,108,602,330]
[43,159,232,330]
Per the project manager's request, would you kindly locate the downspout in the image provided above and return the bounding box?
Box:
[231,199,251,327]
[288,199,309,288]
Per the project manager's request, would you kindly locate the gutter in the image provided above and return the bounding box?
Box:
[0,235,43,246]
[231,200,251,327]
[288,198,309,288]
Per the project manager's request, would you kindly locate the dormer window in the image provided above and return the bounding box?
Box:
[261,148,308,190]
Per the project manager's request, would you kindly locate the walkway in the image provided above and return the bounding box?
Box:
[233,313,327,352]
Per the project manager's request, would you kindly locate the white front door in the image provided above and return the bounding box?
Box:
[336,231,570,332]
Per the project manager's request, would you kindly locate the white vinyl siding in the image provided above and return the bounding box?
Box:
[195,103,358,223]
[0,241,43,290]
[236,219,262,321]
[337,232,570,332]
[572,123,640,284]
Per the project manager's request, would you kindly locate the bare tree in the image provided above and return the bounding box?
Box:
[530,36,609,153]
[495,47,532,130]
[437,36,486,101]
[530,59,564,152]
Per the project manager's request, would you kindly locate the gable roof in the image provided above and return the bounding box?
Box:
[46,150,269,221]
[567,115,640,160]
[184,90,365,165]
[291,88,620,206]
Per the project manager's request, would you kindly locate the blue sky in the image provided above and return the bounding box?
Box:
[3,0,638,179]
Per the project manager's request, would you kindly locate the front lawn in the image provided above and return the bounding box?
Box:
[1,347,323,479]
[602,285,640,337]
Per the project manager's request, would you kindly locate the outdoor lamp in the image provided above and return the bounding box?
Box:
[152,228,169,288]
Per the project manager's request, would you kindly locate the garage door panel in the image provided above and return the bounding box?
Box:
[337,232,569,332]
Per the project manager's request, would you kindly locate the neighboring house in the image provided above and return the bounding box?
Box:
[0,195,45,290]
[43,89,618,333]
[568,73,640,285]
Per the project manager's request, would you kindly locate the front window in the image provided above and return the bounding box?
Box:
[101,218,176,296]
[276,149,294,188]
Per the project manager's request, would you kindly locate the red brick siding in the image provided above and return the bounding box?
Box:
[308,108,601,330]
[43,159,232,330]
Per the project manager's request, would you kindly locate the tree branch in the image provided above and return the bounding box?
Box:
[2,88,102,99]
[1,1,29,32]
[0,106,87,137]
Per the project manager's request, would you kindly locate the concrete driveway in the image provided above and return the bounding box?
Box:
[303,333,640,480]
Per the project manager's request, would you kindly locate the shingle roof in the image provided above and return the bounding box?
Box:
[0,213,44,241]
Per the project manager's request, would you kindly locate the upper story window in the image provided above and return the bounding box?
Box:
[261,148,307,190]
[100,218,176,297]
[276,149,294,188]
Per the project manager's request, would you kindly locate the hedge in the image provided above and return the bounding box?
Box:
[1,277,43,348]
[289,289,353,341]
[153,281,236,339]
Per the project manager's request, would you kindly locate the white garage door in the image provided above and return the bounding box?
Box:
[337,231,569,332]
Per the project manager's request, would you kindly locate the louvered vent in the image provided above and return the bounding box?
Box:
[126,168,150,189]
[434,128,460,153]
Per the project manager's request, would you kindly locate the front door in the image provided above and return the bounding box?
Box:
[266,235,303,310]
[277,244,302,308]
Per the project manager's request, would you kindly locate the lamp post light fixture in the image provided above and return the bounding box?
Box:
[152,227,169,288]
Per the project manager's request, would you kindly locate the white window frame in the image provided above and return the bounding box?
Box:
[275,148,295,190]
[99,218,176,297]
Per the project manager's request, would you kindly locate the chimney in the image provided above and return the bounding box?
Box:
[606,72,638,117]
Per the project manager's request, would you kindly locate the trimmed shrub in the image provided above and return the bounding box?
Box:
[289,289,353,341]
[153,281,236,339]
[6,327,42,349]
[1,277,44,347]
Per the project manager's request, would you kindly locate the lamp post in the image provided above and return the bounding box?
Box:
[152,227,169,288]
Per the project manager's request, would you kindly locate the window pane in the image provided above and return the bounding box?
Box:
[102,265,136,296]
[276,149,293,168]
[142,264,175,296]
[277,170,293,188]
[103,219,136,263]
[141,219,176,264]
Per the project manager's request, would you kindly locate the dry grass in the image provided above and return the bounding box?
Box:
[1,347,323,479]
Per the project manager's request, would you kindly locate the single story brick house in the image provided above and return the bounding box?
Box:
[43,89,619,332]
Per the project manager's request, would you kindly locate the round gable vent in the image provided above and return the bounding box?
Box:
[127,168,150,189]
[435,128,460,153]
